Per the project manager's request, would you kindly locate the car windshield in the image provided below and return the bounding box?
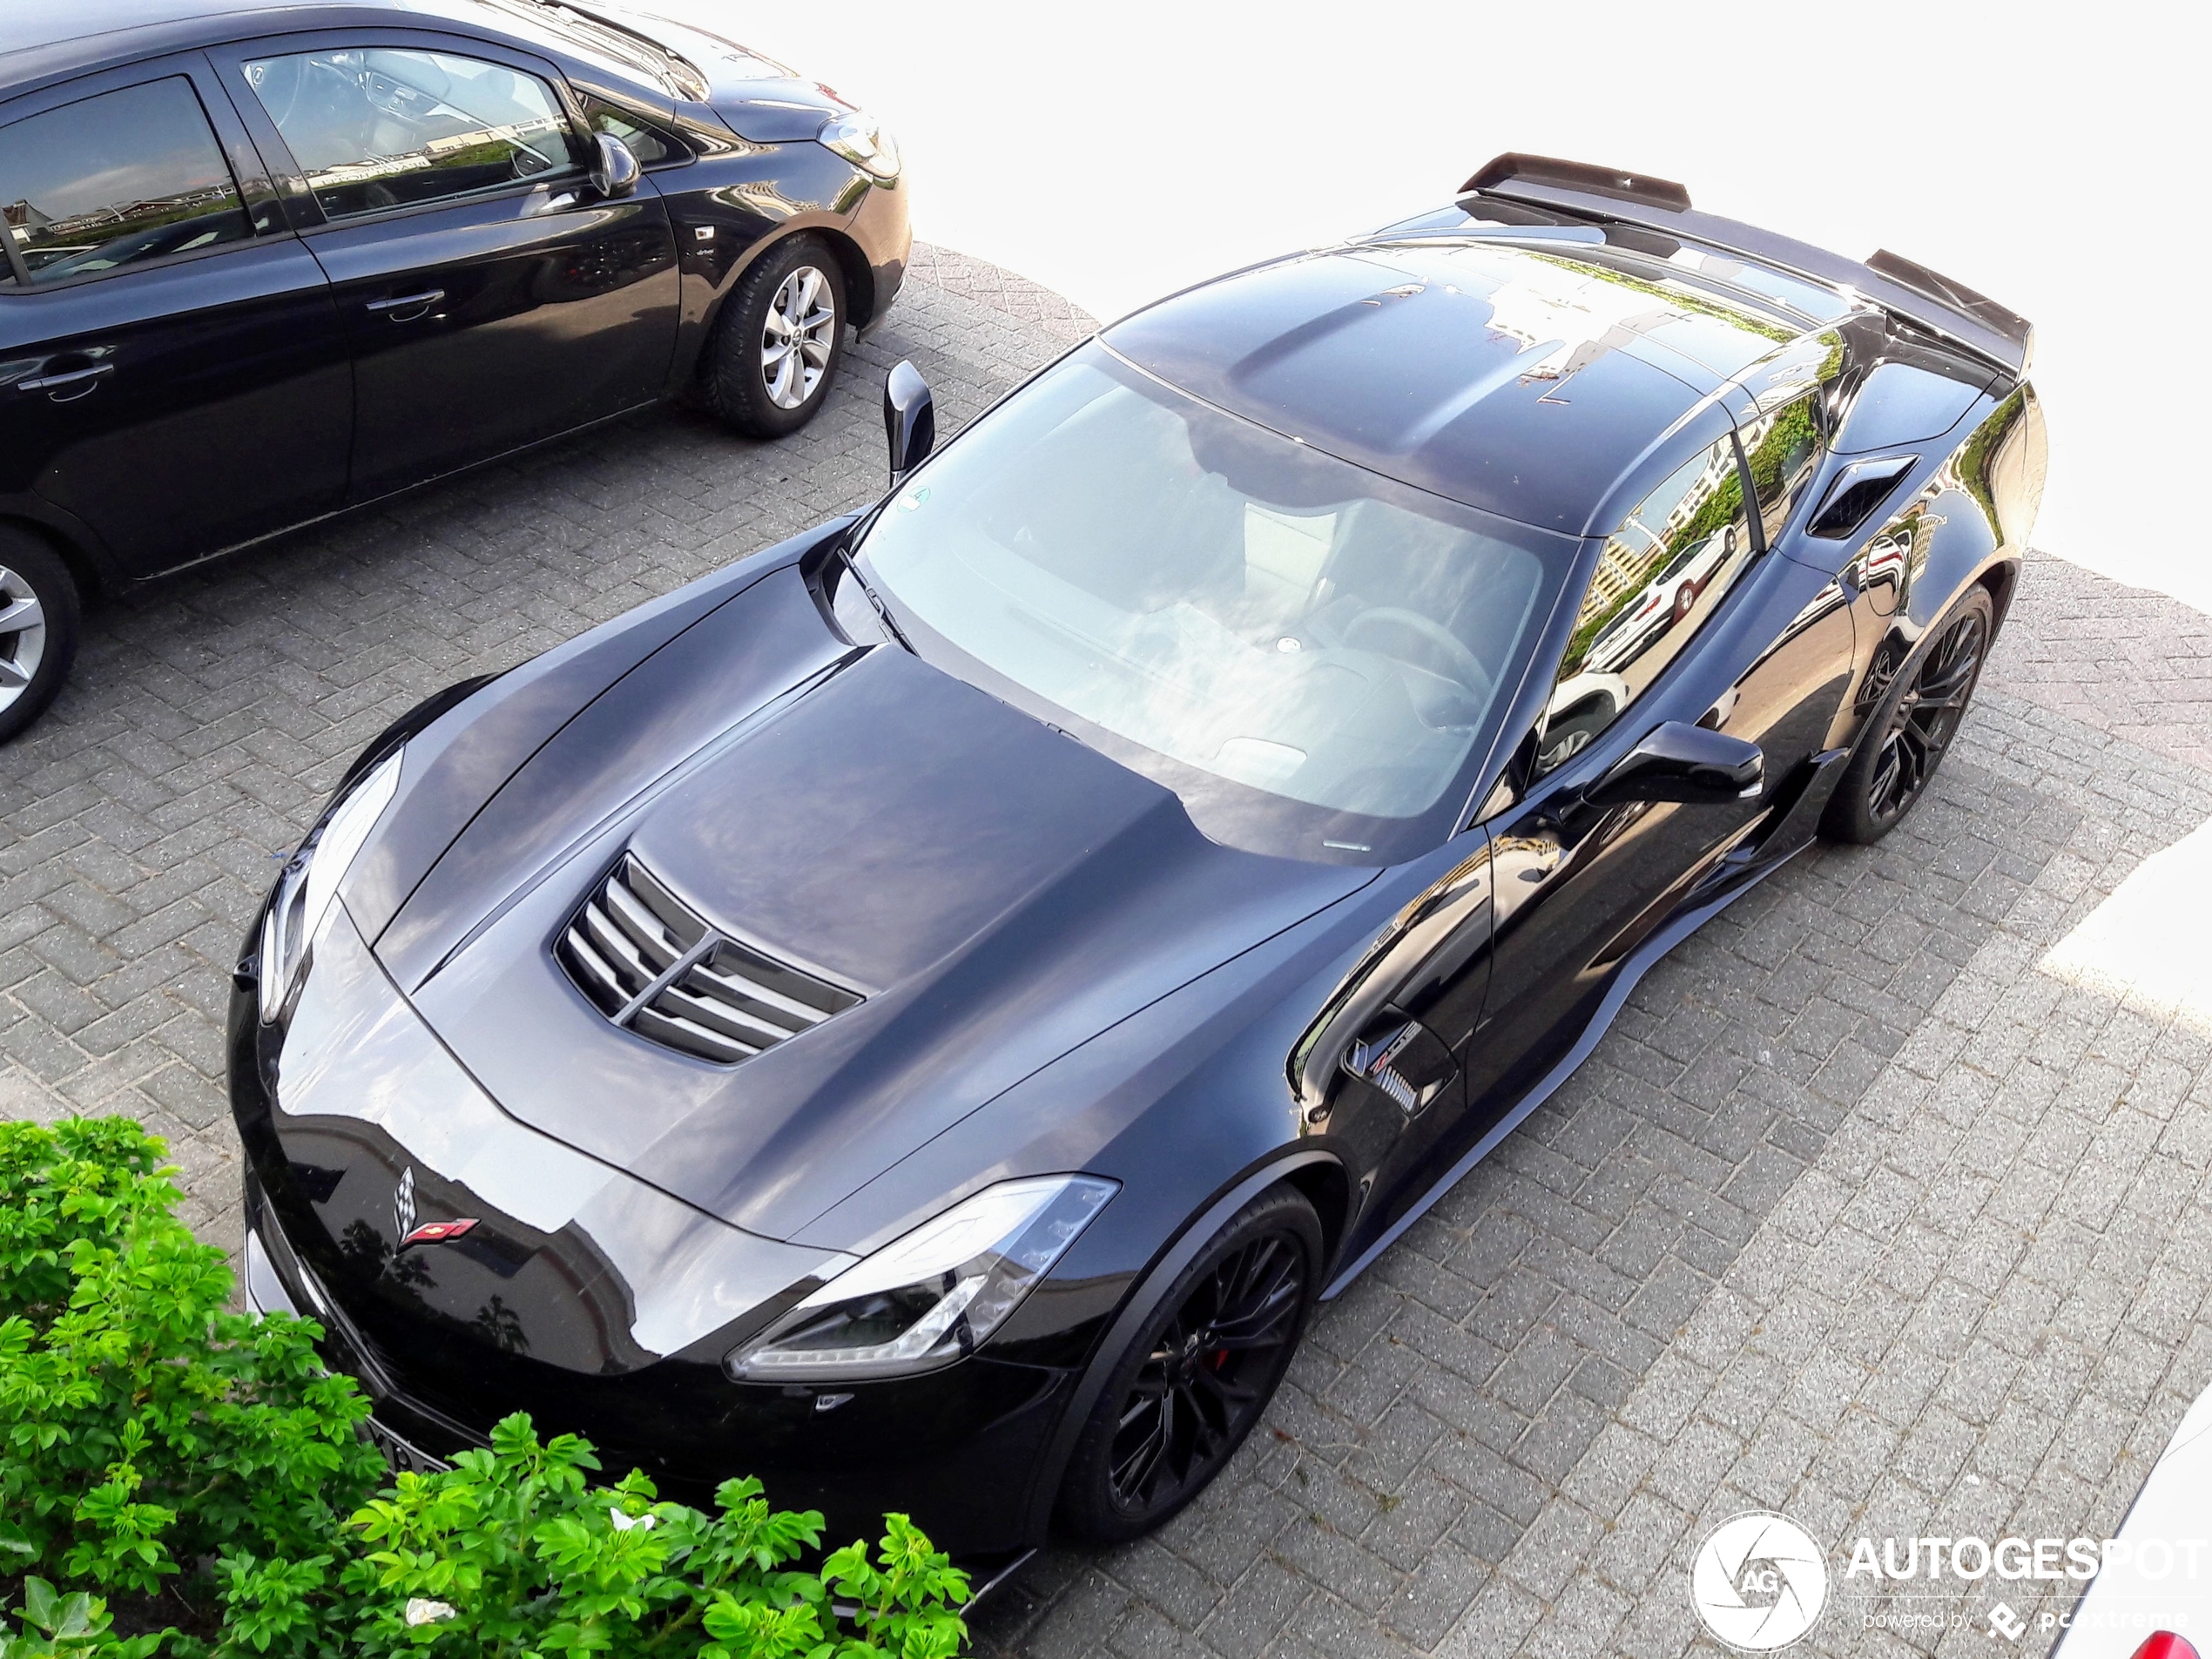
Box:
[853,345,1577,863]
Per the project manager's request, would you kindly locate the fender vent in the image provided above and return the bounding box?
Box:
[557,854,861,1065]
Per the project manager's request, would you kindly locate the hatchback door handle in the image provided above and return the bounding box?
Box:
[366,289,445,319]
[17,362,114,400]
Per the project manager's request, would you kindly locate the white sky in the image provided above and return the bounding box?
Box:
[658,0,2212,617]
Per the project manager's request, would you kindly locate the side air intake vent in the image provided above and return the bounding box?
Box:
[558,855,862,1065]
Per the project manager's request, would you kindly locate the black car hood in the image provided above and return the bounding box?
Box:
[391,576,1372,1243]
[345,526,852,951]
[571,0,852,142]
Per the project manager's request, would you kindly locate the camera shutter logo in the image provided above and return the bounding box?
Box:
[1689,1512,1829,1651]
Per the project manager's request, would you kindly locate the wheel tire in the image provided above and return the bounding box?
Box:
[699,235,848,439]
[1056,1186,1323,1545]
[0,528,82,745]
[1821,583,1994,846]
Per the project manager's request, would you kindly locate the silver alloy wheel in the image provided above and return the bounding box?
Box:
[0,563,45,715]
[760,266,837,409]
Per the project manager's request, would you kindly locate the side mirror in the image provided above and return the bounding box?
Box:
[1585,721,1764,806]
[589,132,641,200]
[883,360,934,484]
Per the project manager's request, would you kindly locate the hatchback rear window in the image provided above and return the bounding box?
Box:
[0,78,251,287]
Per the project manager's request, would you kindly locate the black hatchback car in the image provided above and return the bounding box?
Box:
[0,0,910,741]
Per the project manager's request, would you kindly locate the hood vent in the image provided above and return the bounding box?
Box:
[558,854,862,1065]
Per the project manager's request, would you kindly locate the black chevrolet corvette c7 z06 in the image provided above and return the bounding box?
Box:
[231,155,2044,1568]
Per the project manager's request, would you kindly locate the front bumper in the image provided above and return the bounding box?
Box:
[842,163,910,329]
[229,899,1081,1554]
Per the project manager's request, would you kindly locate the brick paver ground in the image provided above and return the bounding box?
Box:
[5,248,2209,1659]
[1985,550,2212,777]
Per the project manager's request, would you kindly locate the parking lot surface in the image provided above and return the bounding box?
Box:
[4,250,2209,1659]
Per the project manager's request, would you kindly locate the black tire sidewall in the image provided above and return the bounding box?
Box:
[1056,1185,1323,1546]
[702,235,848,439]
[1822,584,1994,846]
[0,531,82,745]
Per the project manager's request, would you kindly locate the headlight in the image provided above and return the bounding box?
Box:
[258,749,403,1023]
[726,1174,1116,1381]
[819,111,900,180]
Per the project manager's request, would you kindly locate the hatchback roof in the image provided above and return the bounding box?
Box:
[0,0,685,103]
[1,0,350,57]
[1105,237,1826,537]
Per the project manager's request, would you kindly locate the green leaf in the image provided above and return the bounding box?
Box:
[19,1579,58,1634]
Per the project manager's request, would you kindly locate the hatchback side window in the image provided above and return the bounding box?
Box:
[579,97,678,165]
[0,78,252,287]
[242,48,582,220]
[1534,435,1758,776]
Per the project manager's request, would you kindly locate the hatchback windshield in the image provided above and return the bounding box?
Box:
[853,346,1575,862]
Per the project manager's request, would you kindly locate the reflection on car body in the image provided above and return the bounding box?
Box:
[1584,524,1739,673]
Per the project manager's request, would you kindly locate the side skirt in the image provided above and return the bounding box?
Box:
[1320,840,1808,1299]
[132,397,668,585]
[957,1548,1040,1613]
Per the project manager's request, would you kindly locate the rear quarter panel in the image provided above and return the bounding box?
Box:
[1897,381,2041,634]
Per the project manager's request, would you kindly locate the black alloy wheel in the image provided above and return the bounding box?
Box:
[1058,1186,1321,1544]
[1822,584,1993,845]
[0,527,82,745]
[700,233,848,440]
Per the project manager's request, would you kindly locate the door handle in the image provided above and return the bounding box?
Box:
[17,362,114,401]
[365,289,445,320]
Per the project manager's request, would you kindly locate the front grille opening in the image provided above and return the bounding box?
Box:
[558,854,861,1066]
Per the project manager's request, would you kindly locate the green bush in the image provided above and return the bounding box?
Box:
[0,1119,969,1659]
[0,1116,381,1634]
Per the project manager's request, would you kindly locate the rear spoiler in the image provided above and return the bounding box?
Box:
[1457,152,2033,374]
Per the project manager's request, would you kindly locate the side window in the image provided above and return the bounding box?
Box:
[0,78,251,287]
[242,49,582,220]
[1734,330,1840,542]
[1740,390,1826,543]
[579,97,678,165]
[1534,435,1757,776]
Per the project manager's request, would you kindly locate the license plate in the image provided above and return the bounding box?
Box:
[363,1415,451,1476]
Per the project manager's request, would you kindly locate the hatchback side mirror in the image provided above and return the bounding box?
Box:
[1586,721,1764,806]
[589,132,641,200]
[884,360,934,484]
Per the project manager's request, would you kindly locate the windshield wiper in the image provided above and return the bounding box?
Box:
[833,543,914,654]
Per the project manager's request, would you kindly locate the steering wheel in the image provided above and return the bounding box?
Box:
[257,57,307,128]
[1341,607,1492,700]
[264,54,360,135]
